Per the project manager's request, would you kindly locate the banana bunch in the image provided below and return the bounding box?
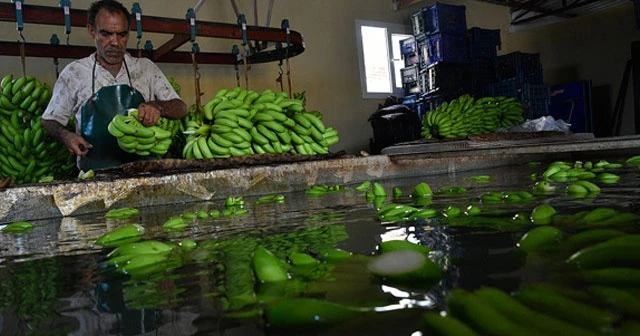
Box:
[167,76,181,97]
[286,111,339,155]
[0,74,76,184]
[0,74,52,123]
[107,112,173,156]
[182,86,339,159]
[421,94,524,140]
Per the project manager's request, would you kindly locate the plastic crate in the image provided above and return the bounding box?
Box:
[495,52,542,83]
[467,27,501,59]
[424,2,467,36]
[411,9,425,36]
[403,80,421,96]
[369,105,422,154]
[523,98,550,119]
[419,63,467,95]
[467,57,496,96]
[400,36,417,55]
[401,65,419,84]
[521,83,550,103]
[404,54,420,67]
[402,94,419,112]
[418,33,468,67]
[489,79,520,98]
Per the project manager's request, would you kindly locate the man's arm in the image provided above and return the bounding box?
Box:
[136,98,188,126]
[42,119,93,156]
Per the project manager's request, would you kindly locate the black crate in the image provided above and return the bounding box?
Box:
[495,52,542,83]
[521,83,550,102]
[467,27,501,59]
[523,99,550,119]
[401,65,420,84]
[369,105,422,154]
[417,33,468,67]
[419,63,467,95]
[403,80,421,96]
[489,79,520,98]
[467,57,496,97]
[424,2,467,36]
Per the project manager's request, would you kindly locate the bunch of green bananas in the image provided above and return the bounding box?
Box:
[286,111,339,155]
[0,74,76,185]
[107,111,173,156]
[181,87,340,159]
[422,94,524,139]
[167,76,181,97]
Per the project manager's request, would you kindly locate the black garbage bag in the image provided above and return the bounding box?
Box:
[368,104,421,154]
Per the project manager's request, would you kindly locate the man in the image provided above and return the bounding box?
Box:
[42,0,188,170]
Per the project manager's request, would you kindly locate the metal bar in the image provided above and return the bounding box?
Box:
[611,60,632,136]
[511,0,601,25]
[0,41,303,65]
[229,0,240,18]
[512,0,547,22]
[153,34,190,61]
[0,3,303,43]
[479,0,575,18]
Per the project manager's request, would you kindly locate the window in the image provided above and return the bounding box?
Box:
[356,20,411,99]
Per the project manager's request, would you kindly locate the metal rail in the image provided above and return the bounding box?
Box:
[0,2,304,64]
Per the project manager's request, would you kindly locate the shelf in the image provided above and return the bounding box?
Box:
[0,2,304,65]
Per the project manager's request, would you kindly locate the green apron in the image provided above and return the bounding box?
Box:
[78,58,145,171]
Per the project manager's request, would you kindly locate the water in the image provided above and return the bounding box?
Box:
[1,158,640,335]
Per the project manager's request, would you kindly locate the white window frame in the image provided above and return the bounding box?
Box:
[355,20,412,99]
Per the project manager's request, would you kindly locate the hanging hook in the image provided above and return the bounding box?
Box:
[232,45,240,88]
[238,14,250,90]
[50,34,60,79]
[12,0,26,43]
[60,0,72,46]
[131,3,143,54]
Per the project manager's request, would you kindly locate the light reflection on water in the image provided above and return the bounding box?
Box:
[1,159,640,335]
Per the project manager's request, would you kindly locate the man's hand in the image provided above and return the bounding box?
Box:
[137,102,161,126]
[62,132,93,156]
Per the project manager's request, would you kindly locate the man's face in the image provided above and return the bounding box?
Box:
[88,9,129,66]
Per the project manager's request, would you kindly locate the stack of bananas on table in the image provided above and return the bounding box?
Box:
[0,74,76,185]
[107,109,174,156]
[422,94,524,139]
[181,87,340,159]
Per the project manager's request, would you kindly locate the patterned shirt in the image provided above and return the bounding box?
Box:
[42,52,180,132]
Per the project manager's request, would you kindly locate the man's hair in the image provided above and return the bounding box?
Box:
[87,0,131,29]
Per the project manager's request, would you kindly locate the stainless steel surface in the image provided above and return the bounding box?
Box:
[2,135,640,223]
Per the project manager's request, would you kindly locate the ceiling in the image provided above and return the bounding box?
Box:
[484,0,631,30]
[393,0,631,30]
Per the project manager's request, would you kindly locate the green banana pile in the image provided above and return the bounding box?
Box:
[181,87,340,159]
[0,74,76,184]
[422,94,524,139]
[107,110,174,156]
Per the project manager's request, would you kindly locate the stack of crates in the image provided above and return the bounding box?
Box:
[465,27,501,97]
[410,2,468,122]
[491,51,549,118]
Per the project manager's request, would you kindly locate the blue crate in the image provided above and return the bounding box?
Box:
[496,52,542,83]
[467,27,501,59]
[418,33,468,67]
[403,80,421,96]
[400,36,417,55]
[424,2,467,36]
[412,9,425,36]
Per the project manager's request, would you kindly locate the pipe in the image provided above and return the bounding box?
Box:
[194,0,206,13]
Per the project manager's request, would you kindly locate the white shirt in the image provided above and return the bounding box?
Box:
[42,52,180,132]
